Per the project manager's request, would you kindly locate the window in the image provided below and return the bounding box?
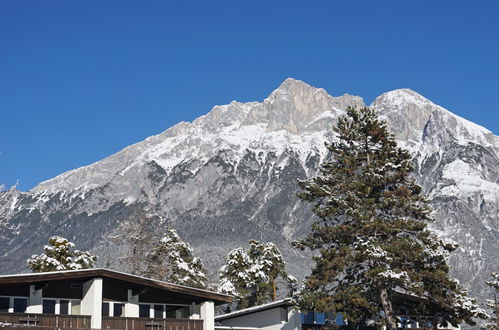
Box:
[59,300,69,315]
[102,302,110,316]
[139,303,190,319]
[113,303,125,317]
[13,298,27,313]
[102,301,127,317]
[153,305,164,318]
[43,300,56,314]
[42,298,79,315]
[165,306,176,318]
[139,304,150,318]
[177,307,189,319]
[0,297,9,312]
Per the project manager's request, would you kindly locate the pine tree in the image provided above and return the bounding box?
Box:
[294,107,486,329]
[218,240,297,310]
[144,227,209,289]
[27,236,97,272]
[483,272,499,329]
[116,210,209,289]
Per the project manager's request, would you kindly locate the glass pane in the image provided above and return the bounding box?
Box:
[13,298,27,313]
[71,300,81,315]
[14,298,27,313]
[154,304,163,318]
[139,304,150,318]
[60,300,69,315]
[0,297,9,312]
[43,300,56,314]
[102,302,109,316]
[165,306,176,318]
[178,307,189,319]
[113,303,124,317]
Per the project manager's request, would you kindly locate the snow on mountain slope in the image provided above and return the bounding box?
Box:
[31,78,363,200]
[1,78,497,304]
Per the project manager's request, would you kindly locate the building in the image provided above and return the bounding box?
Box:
[215,297,459,330]
[215,299,302,330]
[0,268,232,329]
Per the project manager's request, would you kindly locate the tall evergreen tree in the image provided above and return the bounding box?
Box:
[294,107,486,329]
[27,236,96,272]
[218,240,296,310]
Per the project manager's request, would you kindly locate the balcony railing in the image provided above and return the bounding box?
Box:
[102,317,203,330]
[0,312,91,329]
[0,313,203,330]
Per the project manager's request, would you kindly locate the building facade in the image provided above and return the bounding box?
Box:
[0,268,232,329]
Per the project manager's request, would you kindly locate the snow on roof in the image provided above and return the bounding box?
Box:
[215,298,294,321]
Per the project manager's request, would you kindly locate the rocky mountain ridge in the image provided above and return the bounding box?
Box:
[1,78,497,302]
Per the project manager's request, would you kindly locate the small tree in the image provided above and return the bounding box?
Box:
[294,107,486,329]
[27,236,96,272]
[218,240,296,309]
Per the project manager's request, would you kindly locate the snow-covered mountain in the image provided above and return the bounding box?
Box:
[1,78,497,301]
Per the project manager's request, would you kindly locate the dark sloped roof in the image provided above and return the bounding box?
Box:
[0,268,232,304]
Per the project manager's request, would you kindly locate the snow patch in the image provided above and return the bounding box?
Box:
[439,159,499,202]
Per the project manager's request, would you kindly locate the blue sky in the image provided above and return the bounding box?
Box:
[1,1,498,191]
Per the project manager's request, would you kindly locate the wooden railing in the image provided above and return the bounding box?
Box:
[102,317,203,330]
[0,312,91,329]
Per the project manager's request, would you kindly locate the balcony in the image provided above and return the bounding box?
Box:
[0,313,203,330]
[102,317,203,330]
[0,312,91,329]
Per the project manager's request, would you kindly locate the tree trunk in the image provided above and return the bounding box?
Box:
[380,288,397,330]
[272,279,276,301]
[432,315,438,330]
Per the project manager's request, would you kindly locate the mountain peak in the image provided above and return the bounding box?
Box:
[264,78,364,134]
[278,77,311,88]
[373,88,434,109]
[268,78,323,99]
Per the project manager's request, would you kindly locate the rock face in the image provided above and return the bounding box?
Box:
[1,78,497,302]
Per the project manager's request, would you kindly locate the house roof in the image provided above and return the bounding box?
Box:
[0,268,232,304]
[215,298,294,321]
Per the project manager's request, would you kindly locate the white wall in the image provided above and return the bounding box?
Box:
[81,278,103,329]
[218,307,301,330]
[26,285,42,314]
[125,289,139,317]
[200,301,215,330]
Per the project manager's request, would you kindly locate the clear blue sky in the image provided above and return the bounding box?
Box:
[1,1,498,191]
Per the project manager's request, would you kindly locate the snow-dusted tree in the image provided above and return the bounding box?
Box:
[218,240,296,309]
[144,227,209,289]
[483,272,499,329]
[27,236,96,272]
[116,210,209,289]
[294,107,486,329]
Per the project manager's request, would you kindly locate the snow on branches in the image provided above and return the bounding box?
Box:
[218,240,296,309]
[144,227,209,289]
[115,211,209,289]
[482,272,499,329]
[295,107,486,330]
[27,236,96,272]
